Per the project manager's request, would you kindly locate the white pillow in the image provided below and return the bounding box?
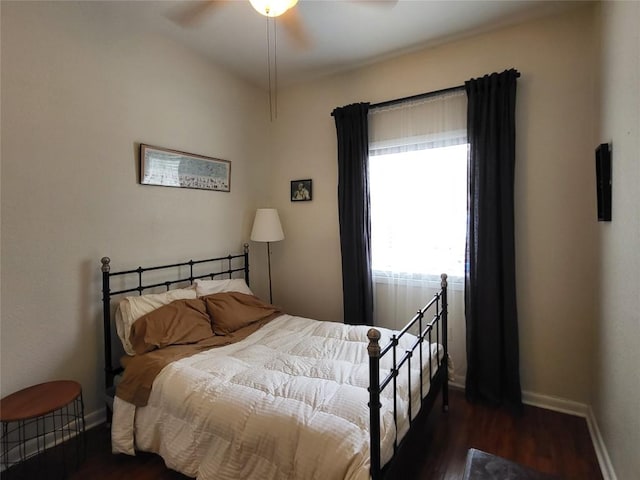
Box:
[115,287,197,356]
[194,278,253,297]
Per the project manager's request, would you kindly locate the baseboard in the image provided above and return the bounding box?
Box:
[85,407,107,430]
[452,380,589,418]
[585,406,618,480]
[521,389,589,417]
[450,375,465,390]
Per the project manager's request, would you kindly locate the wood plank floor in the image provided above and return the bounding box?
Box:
[387,388,603,479]
[3,388,603,479]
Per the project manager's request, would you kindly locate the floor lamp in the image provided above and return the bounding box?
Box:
[250,208,284,304]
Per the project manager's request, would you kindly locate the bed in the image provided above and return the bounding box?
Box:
[101,245,449,479]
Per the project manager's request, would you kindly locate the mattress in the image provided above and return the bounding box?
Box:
[112,314,443,480]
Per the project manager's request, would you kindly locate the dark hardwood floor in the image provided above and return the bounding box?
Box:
[387,388,603,480]
[3,388,603,479]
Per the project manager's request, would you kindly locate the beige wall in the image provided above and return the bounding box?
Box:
[272,5,600,403]
[0,2,272,416]
[594,1,640,478]
[3,3,637,477]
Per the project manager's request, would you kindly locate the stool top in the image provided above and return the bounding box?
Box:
[0,380,82,422]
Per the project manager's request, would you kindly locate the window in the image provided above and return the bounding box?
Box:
[369,90,467,282]
[369,143,467,279]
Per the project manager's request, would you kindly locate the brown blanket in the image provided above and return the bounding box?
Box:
[116,293,281,407]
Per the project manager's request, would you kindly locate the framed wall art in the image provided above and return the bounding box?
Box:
[595,143,611,221]
[291,179,312,202]
[140,144,231,192]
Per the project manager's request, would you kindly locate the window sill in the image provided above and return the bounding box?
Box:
[372,271,464,292]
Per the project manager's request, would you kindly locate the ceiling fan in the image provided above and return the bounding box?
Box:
[169,0,398,49]
[168,0,397,120]
[169,0,309,49]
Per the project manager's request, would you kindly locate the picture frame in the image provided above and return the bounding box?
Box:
[291,179,312,202]
[140,144,231,192]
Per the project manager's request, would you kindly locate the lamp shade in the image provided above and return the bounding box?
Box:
[251,209,284,242]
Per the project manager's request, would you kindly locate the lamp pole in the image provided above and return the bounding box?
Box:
[266,241,273,304]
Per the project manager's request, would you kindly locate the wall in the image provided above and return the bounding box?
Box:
[0,2,272,418]
[593,1,640,478]
[4,7,631,476]
[272,5,600,404]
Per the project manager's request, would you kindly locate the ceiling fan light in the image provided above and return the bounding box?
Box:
[249,0,298,17]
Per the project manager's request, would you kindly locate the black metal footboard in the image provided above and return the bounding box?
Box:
[367,273,449,480]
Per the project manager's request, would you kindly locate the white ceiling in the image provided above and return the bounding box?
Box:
[118,0,581,89]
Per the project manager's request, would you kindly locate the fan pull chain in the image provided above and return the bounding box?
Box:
[266,16,278,121]
[274,17,278,120]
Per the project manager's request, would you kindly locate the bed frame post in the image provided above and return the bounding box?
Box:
[101,257,113,389]
[441,273,449,412]
[367,328,382,480]
[243,243,250,287]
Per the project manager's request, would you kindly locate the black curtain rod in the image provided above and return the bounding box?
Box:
[370,70,521,110]
[332,70,520,115]
[370,84,465,110]
[330,86,461,116]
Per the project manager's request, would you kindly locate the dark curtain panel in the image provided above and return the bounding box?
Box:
[464,69,523,411]
[332,103,374,326]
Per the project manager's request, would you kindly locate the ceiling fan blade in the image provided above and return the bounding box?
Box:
[167,0,224,27]
[279,6,311,49]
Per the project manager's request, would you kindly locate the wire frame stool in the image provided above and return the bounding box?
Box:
[0,380,86,479]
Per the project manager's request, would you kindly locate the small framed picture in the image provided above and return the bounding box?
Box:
[291,179,312,202]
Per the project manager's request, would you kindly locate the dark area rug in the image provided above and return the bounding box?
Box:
[463,448,560,480]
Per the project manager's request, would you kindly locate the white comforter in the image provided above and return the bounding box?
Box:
[112,315,443,480]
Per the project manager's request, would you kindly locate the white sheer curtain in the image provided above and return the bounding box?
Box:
[368,90,467,383]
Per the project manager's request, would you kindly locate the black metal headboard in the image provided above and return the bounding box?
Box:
[100,244,250,390]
